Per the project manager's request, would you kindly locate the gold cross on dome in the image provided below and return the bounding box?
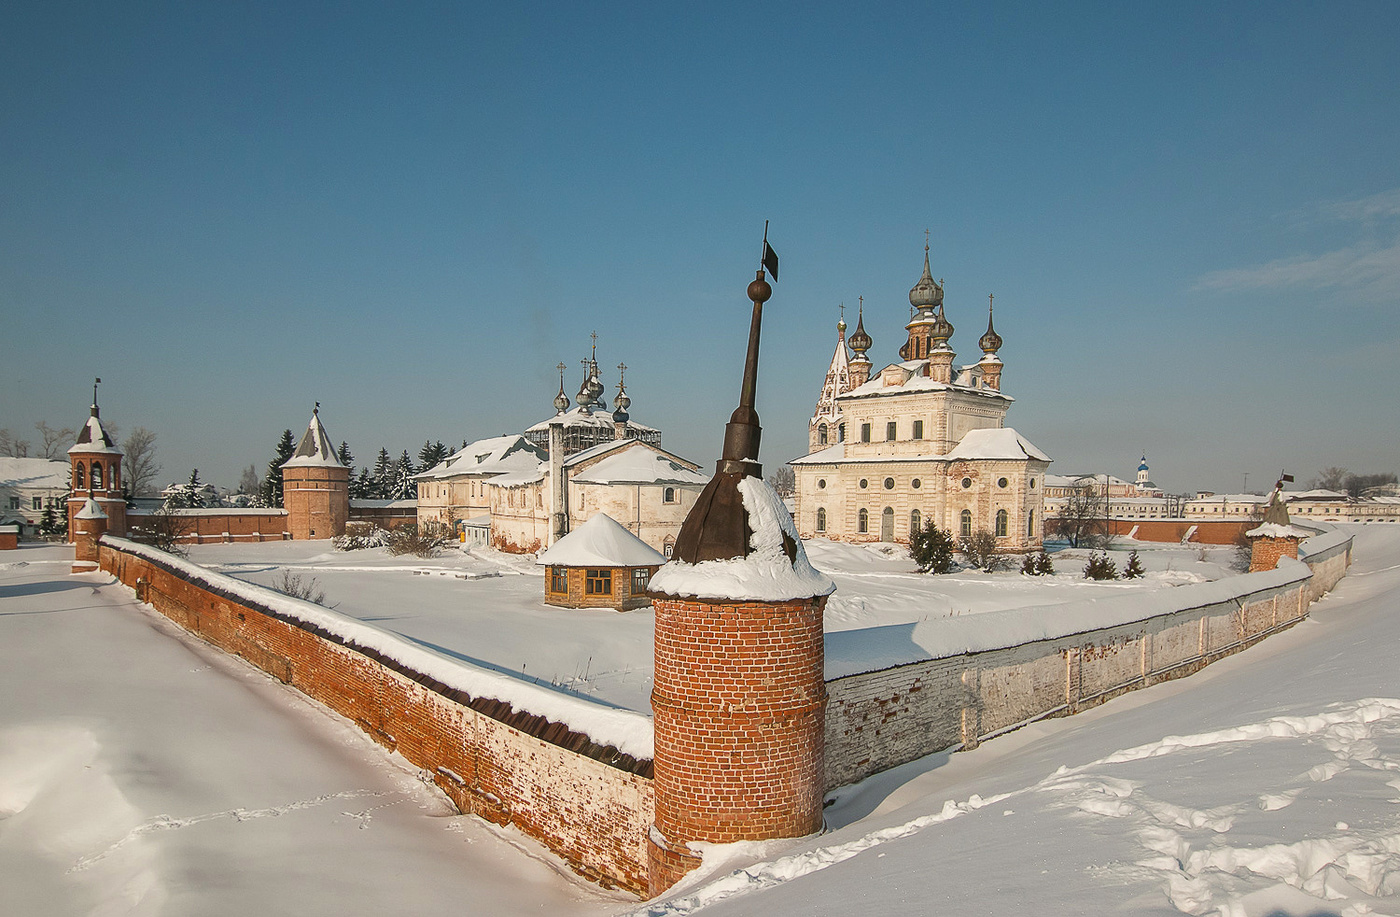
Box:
[617,362,627,385]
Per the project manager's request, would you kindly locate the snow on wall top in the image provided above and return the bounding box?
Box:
[282,411,344,469]
[648,476,837,603]
[570,446,707,486]
[825,557,1314,680]
[536,513,666,567]
[68,414,121,455]
[415,435,547,480]
[945,427,1051,462]
[1247,522,1309,539]
[104,536,654,759]
[0,457,72,489]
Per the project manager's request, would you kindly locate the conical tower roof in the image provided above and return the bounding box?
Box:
[283,406,344,468]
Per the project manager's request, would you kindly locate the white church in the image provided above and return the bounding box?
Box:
[791,246,1052,551]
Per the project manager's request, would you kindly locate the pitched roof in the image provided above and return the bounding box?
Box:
[945,427,1052,462]
[0,457,71,489]
[282,410,344,468]
[569,442,705,485]
[535,513,665,567]
[416,435,547,480]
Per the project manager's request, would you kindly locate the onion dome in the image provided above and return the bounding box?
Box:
[929,303,954,345]
[553,365,571,414]
[576,362,595,414]
[909,245,944,308]
[848,301,872,358]
[613,373,631,423]
[978,295,1002,353]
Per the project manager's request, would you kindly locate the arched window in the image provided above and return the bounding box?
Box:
[663,486,677,504]
[881,506,894,542]
[857,508,868,533]
[838,423,845,443]
[816,508,826,532]
[75,462,86,489]
[1027,510,1035,538]
[960,509,972,538]
[91,462,103,490]
[996,509,1008,537]
[910,508,921,532]
[111,463,120,489]
[663,535,675,558]
[818,424,828,446]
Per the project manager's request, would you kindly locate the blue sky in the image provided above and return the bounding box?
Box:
[2,2,1396,495]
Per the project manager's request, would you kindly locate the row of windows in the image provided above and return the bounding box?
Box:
[816,507,1035,538]
[547,566,652,596]
[816,419,928,446]
[818,476,1034,491]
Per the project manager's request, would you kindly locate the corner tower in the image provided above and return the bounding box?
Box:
[646,252,836,896]
[67,379,126,540]
[281,405,350,540]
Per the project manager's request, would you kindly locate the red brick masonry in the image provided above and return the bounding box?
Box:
[97,538,655,894]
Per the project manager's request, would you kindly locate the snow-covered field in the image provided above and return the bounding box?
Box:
[183,536,1238,714]
[5,526,1393,916]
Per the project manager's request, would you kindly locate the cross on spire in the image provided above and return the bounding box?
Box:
[617,362,627,386]
[924,228,930,251]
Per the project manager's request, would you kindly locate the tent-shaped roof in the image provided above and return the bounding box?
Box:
[283,409,344,468]
[945,427,1051,462]
[68,411,121,455]
[536,513,665,568]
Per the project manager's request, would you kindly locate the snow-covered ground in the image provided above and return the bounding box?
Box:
[7,528,1389,916]
[636,524,1400,917]
[184,536,1238,714]
[0,544,631,916]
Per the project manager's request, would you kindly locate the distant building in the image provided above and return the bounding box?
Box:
[792,246,1051,550]
[0,457,69,535]
[536,512,665,611]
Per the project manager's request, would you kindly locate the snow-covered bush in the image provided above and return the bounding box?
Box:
[960,530,1010,572]
[332,522,391,551]
[271,570,327,605]
[1021,550,1055,576]
[385,522,453,558]
[1083,552,1119,580]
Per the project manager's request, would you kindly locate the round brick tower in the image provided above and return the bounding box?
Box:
[645,255,836,896]
[67,379,127,540]
[281,405,350,540]
[71,498,108,574]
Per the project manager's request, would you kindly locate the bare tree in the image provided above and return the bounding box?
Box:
[0,428,30,457]
[35,422,76,460]
[122,428,161,496]
[1314,466,1349,491]
[767,465,795,499]
[1343,472,1398,501]
[1054,483,1107,548]
[129,507,194,557]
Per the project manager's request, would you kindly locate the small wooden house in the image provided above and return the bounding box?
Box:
[536,513,665,611]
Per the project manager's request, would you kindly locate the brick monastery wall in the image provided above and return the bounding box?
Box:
[129,509,290,544]
[97,537,654,894]
[823,536,1349,789]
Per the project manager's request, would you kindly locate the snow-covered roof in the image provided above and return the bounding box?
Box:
[1283,489,1347,502]
[648,476,836,603]
[1047,473,1132,487]
[790,444,846,465]
[945,427,1051,462]
[1246,522,1308,539]
[68,412,120,455]
[0,457,71,489]
[484,466,547,488]
[75,498,106,520]
[536,513,665,568]
[525,406,658,435]
[570,444,706,486]
[415,435,547,480]
[838,361,1013,403]
[283,411,344,469]
[348,499,417,509]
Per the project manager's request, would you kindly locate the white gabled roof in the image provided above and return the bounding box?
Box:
[945,427,1051,462]
[570,444,706,485]
[283,410,344,469]
[68,412,121,455]
[536,513,665,568]
[416,435,547,480]
[790,444,846,465]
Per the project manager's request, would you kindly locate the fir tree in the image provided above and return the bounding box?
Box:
[1035,550,1055,575]
[166,469,206,509]
[261,429,295,508]
[1083,552,1119,580]
[349,467,374,499]
[1124,549,1145,579]
[909,520,956,574]
[371,448,393,498]
[418,440,448,470]
[337,441,354,467]
[391,450,417,499]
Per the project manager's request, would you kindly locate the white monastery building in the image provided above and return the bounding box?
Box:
[792,246,1051,550]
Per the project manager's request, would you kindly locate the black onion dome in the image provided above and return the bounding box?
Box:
[979,303,1002,353]
[909,247,944,308]
[848,308,872,356]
